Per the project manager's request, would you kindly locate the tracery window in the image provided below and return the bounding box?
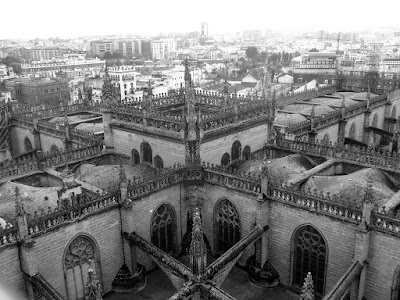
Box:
[214,199,241,254]
[151,204,177,254]
[64,235,101,300]
[292,225,327,296]
[242,146,251,160]
[221,153,230,166]
[348,123,356,140]
[131,149,140,164]
[50,144,60,155]
[154,155,163,168]
[391,265,400,300]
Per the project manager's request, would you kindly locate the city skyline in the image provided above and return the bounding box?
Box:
[2,0,400,40]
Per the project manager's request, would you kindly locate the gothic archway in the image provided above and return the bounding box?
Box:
[322,134,330,146]
[231,140,242,161]
[154,155,163,169]
[221,153,230,167]
[24,137,33,152]
[292,225,327,296]
[242,146,251,160]
[214,199,241,255]
[391,265,400,300]
[50,144,60,155]
[141,142,152,164]
[348,123,356,139]
[64,235,101,300]
[131,149,140,164]
[151,203,177,254]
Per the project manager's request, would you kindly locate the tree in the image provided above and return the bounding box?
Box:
[246,47,259,60]
[103,52,112,60]
[309,48,319,52]
[300,272,314,300]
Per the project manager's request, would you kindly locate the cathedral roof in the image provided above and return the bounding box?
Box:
[302,168,394,208]
[274,113,307,127]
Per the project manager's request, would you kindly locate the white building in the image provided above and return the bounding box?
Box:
[108,65,139,101]
[151,41,166,60]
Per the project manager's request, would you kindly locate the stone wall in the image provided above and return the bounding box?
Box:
[202,123,270,165]
[0,246,25,298]
[316,123,339,144]
[268,200,357,295]
[364,231,400,300]
[39,133,68,153]
[32,207,123,298]
[112,128,185,167]
[10,126,34,156]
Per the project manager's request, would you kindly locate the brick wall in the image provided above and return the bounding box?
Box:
[0,246,25,298]
[364,231,400,300]
[112,128,185,167]
[202,123,270,165]
[32,207,123,298]
[268,201,357,295]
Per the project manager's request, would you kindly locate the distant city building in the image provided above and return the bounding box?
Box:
[381,58,400,73]
[108,66,138,101]
[20,48,71,61]
[292,52,338,73]
[150,40,166,60]
[201,22,208,36]
[5,77,70,105]
[90,40,115,57]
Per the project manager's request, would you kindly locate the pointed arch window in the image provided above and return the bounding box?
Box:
[64,235,101,300]
[214,199,241,254]
[231,140,242,161]
[141,142,152,164]
[292,225,327,296]
[25,137,33,152]
[151,204,177,254]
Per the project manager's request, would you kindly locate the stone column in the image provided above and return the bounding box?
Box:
[337,119,347,148]
[383,102,392,132]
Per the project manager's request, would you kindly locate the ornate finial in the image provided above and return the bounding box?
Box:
[119,162,127,184]
[340,96,346,116]
[184,57,192,88]
[300,272,315,300]
[85,260,103,300]
[364,176,373,203]
[101,66,118,108]
[223,80,229,95]
[367,81,371,101]
[64,114,69,126]
[189,207,207,275]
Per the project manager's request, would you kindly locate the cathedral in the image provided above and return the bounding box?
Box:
[1,61,400,300]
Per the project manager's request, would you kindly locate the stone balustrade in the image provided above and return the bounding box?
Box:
[267,183,363,223]
[27,193,119,237]
[371,211,400,236]
[275,137,400,169]
[0,223,18,249]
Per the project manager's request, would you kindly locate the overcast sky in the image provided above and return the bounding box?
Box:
[2,0,400,39]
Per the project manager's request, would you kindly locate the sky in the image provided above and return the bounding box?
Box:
[1,0,400,40]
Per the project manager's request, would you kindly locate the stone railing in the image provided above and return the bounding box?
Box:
[267,182,363,224]
[27,193,119,237]
[276,85,337,108]
[0,144,103,181]
[12,103,101,119]
[0,223,18,249]
[203,162,261,195]
[371,211,400,237]
[25,273,65,300]
[127,165,188,198]
[275,137,400,169]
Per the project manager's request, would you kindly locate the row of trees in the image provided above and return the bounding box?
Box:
[1,55,22,74]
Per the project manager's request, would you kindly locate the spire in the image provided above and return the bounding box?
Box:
[189,208,207,276]
[118,162,127,185]
[300,272,315,300]
[101,66,118,109]
[85,260,103,300]
[15,186,24,217]
[363,176,373,203]
[184,57,192,91]
[310,105,316,130]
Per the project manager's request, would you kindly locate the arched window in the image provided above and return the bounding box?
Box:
[154,155,163,169]
[322,134,330,146]
[141,142,152,164]
[24,137,33,152]
[391,265,400,300]
[131,149,140,164]
[348,123,356,139]
[151,204,177,254]
[214,199,241,255]
[231,140,242,161]
[50,144,60,155]
[242,146,251,160]
[292,225,327,296]
[221,153,230,166]
[64,235,101,300]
